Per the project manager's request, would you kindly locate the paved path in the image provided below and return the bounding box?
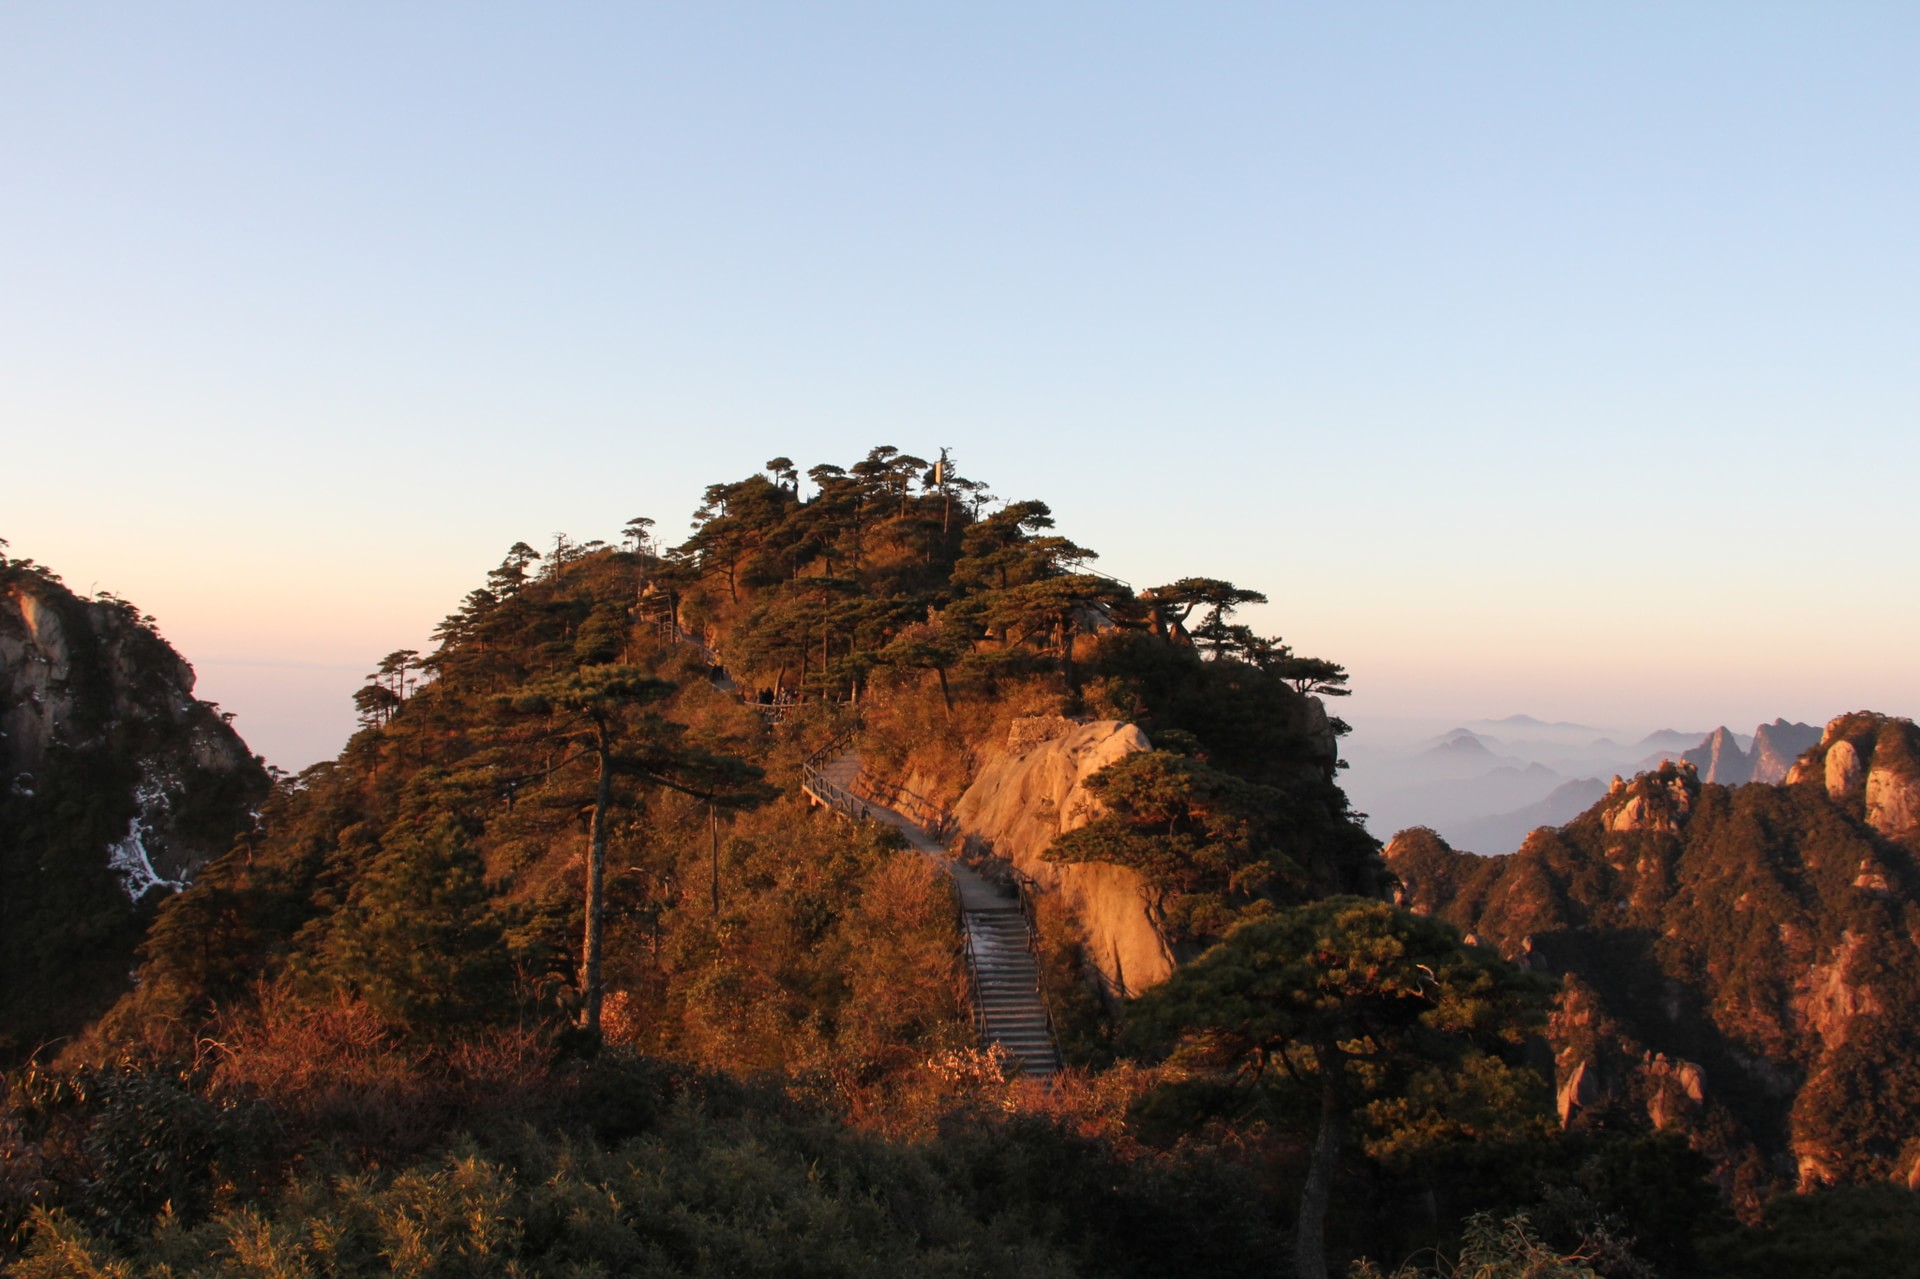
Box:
[809,750,1060,1077]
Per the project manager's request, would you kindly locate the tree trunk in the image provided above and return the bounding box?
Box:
[1294,1074,1350,1279]
[579,727,613,1037]
[708,802,721,914]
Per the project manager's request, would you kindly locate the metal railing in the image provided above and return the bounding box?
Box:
[1058,558,1132,592]
[801,732,1062,1075]
[1004,868,1063,1070]
[953,877,989,1036]
[799,727,867,820]
[1007,865,1044,942]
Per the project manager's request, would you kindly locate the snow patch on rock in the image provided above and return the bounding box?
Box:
[107,778,184,901]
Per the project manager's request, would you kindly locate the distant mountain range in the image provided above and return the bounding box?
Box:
[1441,777,1611,855]
[1681,718,1823,785]
[1345,716,1822,854]
[1467,714,1603,733]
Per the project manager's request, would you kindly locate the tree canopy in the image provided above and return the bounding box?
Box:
[1133,898,1554,1279]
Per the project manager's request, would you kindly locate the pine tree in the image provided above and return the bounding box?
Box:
[318,818,511,1026]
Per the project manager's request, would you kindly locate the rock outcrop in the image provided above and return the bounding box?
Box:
[2,573,264,885]
[1,559,268,1062]
[1787,712,1920,839]
[1600,761,1699,833]
[951,718,1176,996]
[1387,729,1920,1214]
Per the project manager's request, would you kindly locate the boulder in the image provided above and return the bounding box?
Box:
[1602,765,1697,833]
[1825,739,1864,798]
[952,718,1175,995]
[1557,1059,1601,1127]
[1865,765,1920,837]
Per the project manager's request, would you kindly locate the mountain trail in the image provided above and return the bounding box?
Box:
[804,744,1060,1077]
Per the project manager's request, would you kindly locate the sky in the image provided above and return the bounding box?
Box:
[4,3,1916,770]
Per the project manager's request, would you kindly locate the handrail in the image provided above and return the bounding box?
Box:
[953,877,988,1036]
[801,773,869,821]
[649,612,818,724]
[802,733,1060,1075]
[1005,870,1063,1069]
[1059,559,1131,592]
[1008,866,1043,939]
[802,726,857,773]
[799,725,866,820]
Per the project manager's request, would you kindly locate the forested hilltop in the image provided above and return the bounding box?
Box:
[4,452,1916,1277]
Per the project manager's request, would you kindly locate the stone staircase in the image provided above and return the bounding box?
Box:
[802,743,1060,1078]
[660,616,1062,1077]
[963,904,1060,1076]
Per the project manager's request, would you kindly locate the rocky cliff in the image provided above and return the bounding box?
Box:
[1386,716,1920,1215]
[1683,726,1752,784]
[1750,718,1821,785]
[1673,719,1819,786]
[0,557,268,1061]
[1785,711,1920,839]
[951,717,1177,996]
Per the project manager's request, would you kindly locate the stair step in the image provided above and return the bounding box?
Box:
[804,750,1062,1076]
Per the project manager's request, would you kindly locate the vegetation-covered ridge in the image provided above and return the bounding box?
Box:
[83,445,1384,1083]
[4,463,1911,1277]
[1387,712,1920,1218]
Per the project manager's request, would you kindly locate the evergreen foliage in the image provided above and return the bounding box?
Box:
[310,818,512,1026]
[1132,898,1554,1279]
[17,455,1839,1274]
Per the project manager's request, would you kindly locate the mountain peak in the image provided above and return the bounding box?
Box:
[1750,719,1820,784]
[1475,714,1599,732]
[1682,726,1751,785]
[1426,734,1492,757]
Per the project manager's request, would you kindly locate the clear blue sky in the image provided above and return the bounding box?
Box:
[5,3,1916,767]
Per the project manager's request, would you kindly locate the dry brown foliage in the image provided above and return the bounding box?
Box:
[201,985,554,1157]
